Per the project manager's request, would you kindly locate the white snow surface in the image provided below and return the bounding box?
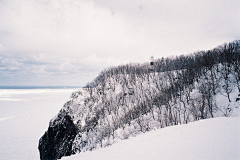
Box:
[0,86,239,159]
[64,117,240,160]
[0,89,78,160]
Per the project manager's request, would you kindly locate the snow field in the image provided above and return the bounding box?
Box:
[0,89,78,160]
[64,117,240,160]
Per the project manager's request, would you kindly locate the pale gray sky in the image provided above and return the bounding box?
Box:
[0,0,240,86]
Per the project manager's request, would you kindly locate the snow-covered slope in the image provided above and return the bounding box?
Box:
[63,117,240,160]
[39,41,240,160]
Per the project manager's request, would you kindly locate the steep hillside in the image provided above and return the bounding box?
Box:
[62,117,240,160]
[39,41,240,160]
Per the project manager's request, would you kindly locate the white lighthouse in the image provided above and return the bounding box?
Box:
[149,56,154,72]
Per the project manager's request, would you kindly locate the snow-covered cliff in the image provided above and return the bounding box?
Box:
[39,41,240,160]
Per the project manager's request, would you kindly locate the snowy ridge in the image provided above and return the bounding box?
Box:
[39,41,240,159]
[62,65,239,154]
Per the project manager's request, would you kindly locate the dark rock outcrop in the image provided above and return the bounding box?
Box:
[38,112,78,160]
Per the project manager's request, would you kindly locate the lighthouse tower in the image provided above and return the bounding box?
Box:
[149,56,155,72]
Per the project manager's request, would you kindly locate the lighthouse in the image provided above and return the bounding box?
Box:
[149,56,155,72]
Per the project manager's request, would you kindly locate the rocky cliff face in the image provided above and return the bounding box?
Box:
[38,111,79,160]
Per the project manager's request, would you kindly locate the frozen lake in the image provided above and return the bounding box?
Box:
[0,89,78,160]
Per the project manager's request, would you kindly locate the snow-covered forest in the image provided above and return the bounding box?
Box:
[39,41,240,160]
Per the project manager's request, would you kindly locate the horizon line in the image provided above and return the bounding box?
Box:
[0,86,82,89]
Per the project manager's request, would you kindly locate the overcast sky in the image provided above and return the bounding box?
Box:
[0,0,240,87]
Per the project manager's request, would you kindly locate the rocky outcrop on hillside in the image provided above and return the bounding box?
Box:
[38,40,240,160]
[38,112,78,160]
